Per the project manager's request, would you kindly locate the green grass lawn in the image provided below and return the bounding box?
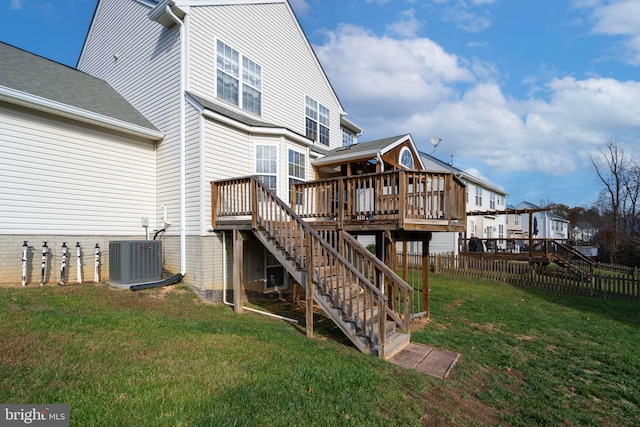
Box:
[1,276,639,426]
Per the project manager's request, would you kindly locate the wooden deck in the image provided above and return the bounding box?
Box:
[212,170,466,233]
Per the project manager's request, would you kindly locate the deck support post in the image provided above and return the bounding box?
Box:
[422,232,431,319]
[402,241,409,281]
[305,233,314,338]
[233,229,244,314]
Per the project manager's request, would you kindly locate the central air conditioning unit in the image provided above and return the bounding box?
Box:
[109,240,162,286]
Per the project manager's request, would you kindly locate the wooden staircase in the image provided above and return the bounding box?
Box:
[551,241,595,277]
[225,177,413,359]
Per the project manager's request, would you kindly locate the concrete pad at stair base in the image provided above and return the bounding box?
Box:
[389,343,461,379]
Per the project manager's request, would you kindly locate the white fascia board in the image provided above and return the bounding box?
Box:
[189,99,311,146]
[462,173,507,196]
[312,148,380,166]
[175,0,285,6]
[379,135,425,169]
[134,0,158,8]
[0,87,163,141]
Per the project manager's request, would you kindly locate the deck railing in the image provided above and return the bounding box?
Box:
[211,177,414,357]
[291,170,466,228]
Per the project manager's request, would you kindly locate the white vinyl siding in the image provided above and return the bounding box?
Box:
[188,3,344,149]
[0,105,155,234]
[77,0,182,235]
[203,119,252,183]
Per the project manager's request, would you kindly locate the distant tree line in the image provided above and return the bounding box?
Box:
[546,140,640,266]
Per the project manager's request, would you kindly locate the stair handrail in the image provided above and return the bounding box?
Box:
[249,177,393,356]
[249,178,387,297]
[553,240,595,276]
[340,231,413,333]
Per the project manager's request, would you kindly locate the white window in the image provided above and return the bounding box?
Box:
[255,145,277,194]
[288,149,306,203]
[217,40,262,115]
[342,128,355,147]
[515,215,519,226]
[475,186,482,206]
[490,192,496,210]
[305,96,330,146]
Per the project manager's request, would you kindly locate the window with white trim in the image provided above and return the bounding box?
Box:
[342,128,355,147]
[305,96,330,146]
[288,149,306,203]
[490,192,496,209]
[475,186,482,206]
[216,40,262,115]
[255,145,277,194]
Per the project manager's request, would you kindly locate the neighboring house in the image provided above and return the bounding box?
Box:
[515,201,569,241]
[418,152,508,254]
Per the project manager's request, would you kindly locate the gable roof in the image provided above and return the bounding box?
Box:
[313,134,425,168]
[420,151,508,196]
[0,42,161,139]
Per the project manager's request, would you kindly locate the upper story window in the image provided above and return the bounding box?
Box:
[515,215,519,225]
[475,186,482,206]
[216,40,262,115]
[399,147,414,169]
[342,128,356,147]
[490,192,496,209]
[305,96,330,146]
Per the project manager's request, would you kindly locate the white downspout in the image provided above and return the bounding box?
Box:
[165,6,187,277]
[376,152,384,172]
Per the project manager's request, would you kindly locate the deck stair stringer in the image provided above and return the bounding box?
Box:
[214,176,413,359]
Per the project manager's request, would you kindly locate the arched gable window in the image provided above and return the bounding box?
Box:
[399,147,414,169]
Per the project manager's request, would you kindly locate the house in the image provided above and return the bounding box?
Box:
[418,152,508,254]
[1,0,467,358]
[514,201,569,242]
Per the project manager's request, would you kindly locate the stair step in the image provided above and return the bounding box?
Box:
[374,332,410,360]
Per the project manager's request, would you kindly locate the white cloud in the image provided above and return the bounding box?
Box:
[314,25,640,178]
[10,0,22,10]
[289,0,309,15]
[581,0,640,65]
[386,9,422,38]
[315,24,474,120]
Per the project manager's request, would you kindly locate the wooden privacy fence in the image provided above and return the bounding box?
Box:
[398,252,640,302]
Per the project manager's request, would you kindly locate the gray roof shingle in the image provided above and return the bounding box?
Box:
[0,42,158,132]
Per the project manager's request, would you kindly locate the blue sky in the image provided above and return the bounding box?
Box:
[2,0,640,208]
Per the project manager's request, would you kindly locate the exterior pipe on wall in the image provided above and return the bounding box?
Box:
[164,5,187,278]
[76,242,82,284]
[59,242,68,285]
[94,244,100,283]
[21,241,28,286]
[40,242,48,286]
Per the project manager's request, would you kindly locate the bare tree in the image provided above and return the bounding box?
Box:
[590,140,628,262]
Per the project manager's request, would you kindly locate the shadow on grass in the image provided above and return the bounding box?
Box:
[503,277,640,328]
[242,293,357,349]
